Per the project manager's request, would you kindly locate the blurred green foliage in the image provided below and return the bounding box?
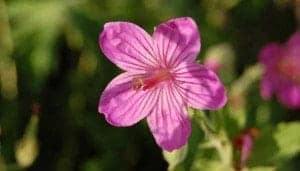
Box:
[0,0,299,171]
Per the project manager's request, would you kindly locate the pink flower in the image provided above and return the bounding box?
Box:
[233,128,259,168]
[259,32,300,109]
[98,17,227,151]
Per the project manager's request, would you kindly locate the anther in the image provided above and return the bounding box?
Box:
[132,77,144,90]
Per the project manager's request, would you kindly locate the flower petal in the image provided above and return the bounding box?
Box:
[241,135,253,165]
[173,63,227,110]
[260,74,275,100]
[99,22,157,72]
[259,43,281,66]
[147,86,191,152]
[99,72,159,126]
[152,17,200,68]
[287,31,300,47]
[277,84,300,109]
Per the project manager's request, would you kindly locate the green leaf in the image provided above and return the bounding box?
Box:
[249,166,275,171]
[15,114,39,168]
[163,145,188,171]
[191,159,234,171]
[273,122,300,160]
[248,127,278,166]
[248,122,300,167]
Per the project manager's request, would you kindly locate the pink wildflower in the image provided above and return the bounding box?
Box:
[259,32,300,109]
[98,17,227,151]
[233,128,259,169]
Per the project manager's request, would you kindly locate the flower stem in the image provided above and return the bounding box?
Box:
[194,109,233,166]
[231,63,263,96]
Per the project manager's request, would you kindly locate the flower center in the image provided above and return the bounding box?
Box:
[277,57,300,84]
[131,69,171,90]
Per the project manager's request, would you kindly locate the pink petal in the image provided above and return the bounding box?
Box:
[283,33,300,63]
[260,74,275,100]
[241,135,253,165]
[259,43,281,66]
[287,31,300,47]
[277,84,300,109]
[152,17,200,68]
[147,86,191,152]
[173,63,227,110]
[99,22,157,72]
[99,72,159,126]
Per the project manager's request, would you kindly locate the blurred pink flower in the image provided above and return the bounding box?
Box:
[259,32,300,109]
[98,17,227,151]
[233,128,259,168]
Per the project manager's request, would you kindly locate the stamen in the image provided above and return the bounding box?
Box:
[131,69,171,91]
[132,77,145,90]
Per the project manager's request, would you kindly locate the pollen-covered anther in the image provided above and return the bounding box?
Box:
[131,69,171,91]
[132,77,145,90]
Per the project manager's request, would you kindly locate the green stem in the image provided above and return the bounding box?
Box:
[194,110,216,136]
[230,63,263,97]
[194,109,232,166]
